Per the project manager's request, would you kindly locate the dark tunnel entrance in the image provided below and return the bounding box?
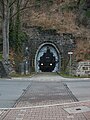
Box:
[35,43,61,72]
[38,47,56,72]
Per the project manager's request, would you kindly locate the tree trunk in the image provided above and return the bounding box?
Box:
[2,0,10,63]
[6,1,10,61]
[2,17,7,61]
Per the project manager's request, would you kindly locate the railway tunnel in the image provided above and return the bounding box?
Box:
[35,42,61,72]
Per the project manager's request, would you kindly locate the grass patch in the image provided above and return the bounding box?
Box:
[10,72,35,77]
[59,72,75,78]
[58,72,90,78]
[0,53,2,60]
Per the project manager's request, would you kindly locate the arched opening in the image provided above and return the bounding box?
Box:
[39,47,57,72]
[35,42,61,72]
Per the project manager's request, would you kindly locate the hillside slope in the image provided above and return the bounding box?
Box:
[21,0,90,61]
[0,0,90,61]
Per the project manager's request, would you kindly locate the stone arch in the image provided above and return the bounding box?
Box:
[35,42,61,72]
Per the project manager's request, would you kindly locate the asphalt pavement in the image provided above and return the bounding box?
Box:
[63,80,90,101]
[0,80,31,108]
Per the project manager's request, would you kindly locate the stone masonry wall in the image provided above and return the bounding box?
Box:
[22,26,75,71]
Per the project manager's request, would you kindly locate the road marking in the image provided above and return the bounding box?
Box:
[16,118,23,120]
[67,115,74,118]
[18,114,24,116]
[0,100,90,110]
[20,109,26,112]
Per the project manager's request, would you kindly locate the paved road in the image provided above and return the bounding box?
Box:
[0,73,90,108]
[30,73,90,102]
[15,81,77,107]
[0,80,31,108]
[0,73,90,120]
[63,80,90,101]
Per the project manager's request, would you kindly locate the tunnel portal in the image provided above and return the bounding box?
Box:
[35,43,61,72]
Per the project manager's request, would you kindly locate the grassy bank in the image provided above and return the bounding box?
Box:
[0,53,2,60]
[10,72,35,78]
[58,72,90,78]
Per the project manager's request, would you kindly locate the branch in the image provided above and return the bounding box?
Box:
[11,6,32,18]
[0,0,3,4]
[9,0,29,8]
[0,0,7,7]
[23,0,29,8]
[11,0,31,18]
[0,0,5,19]
[9,0,17,8]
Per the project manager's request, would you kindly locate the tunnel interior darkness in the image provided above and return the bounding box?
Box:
[38,47,56,72]
[35,43,60,72]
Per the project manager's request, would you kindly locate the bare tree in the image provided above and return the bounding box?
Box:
[0,0,29,63]
[0,0,10,62]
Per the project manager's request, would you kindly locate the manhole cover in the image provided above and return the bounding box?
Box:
[64,106,90,114]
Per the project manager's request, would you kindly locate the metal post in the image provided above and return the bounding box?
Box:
[69,54,72,75]
[24,46,29,75]
[25,60,28,75]
[68,52,73,75]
